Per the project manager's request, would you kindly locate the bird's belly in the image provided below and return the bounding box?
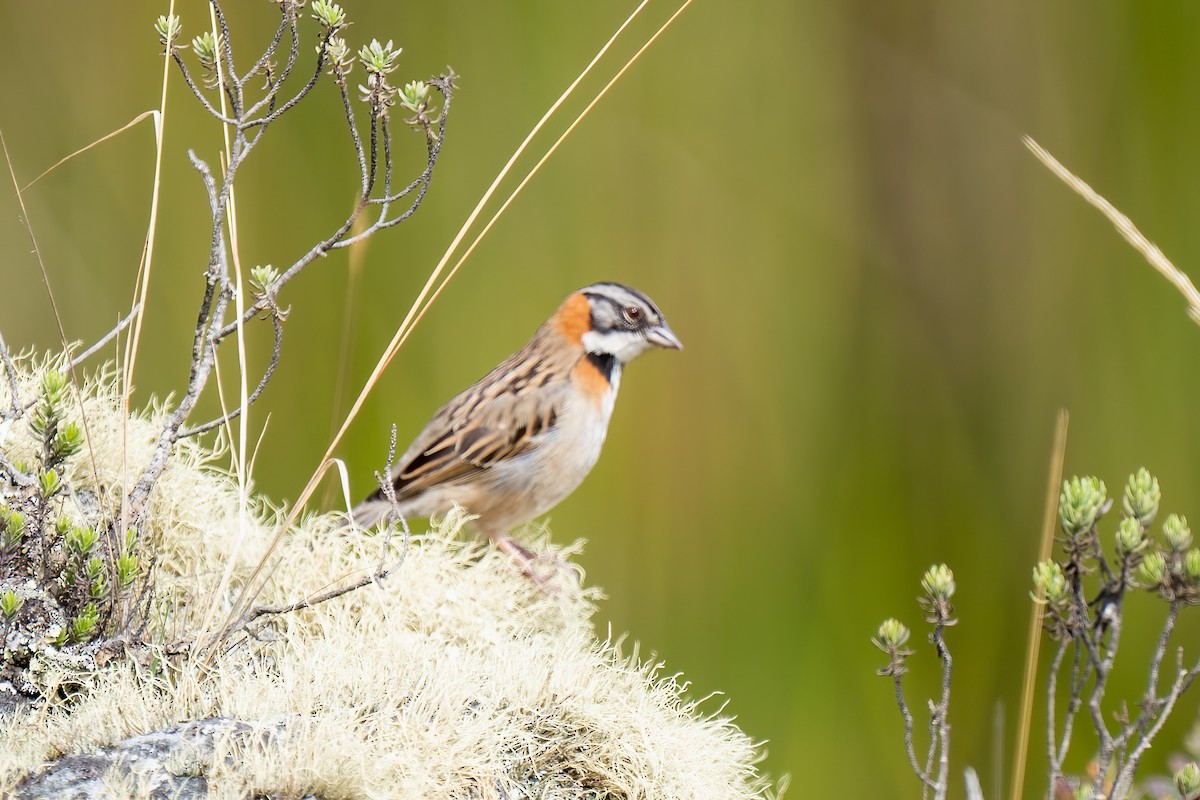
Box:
[485,393,613,524]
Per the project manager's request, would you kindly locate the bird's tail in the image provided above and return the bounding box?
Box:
[348,496,398,530]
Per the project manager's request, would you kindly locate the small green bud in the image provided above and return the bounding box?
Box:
[1033,560,1069,603]
[1164,514,1192,552]
[1123,468,1160,527]
[40,369,67,400]
[124,527,138,553]
[1115,517,1146,556]
[188,31,224,89]
[311,0,348,28]
[70,603,99,642]
[872,618,912,677]
[1186,549,1200,583]
[3,509,26,547]
[38,469,61,498]
[190,32,218,67]
[90,572,109,600]
[55,517,71,536]
[921,564,955,601]
[357,39,401,75]
[0,590,22,618]
[322,35,352,76]
[155,14,183,47]
[115,553,139,589]
[1137,551,1167,587]
[85,556,104,582]
[1059,476,1108,538]
[874,618,910,650]
[1176,761,1200,799]
[250,264,280,295]
[399,80,429,112]
[54,420,82,461]
[29,407,50,440]
[66,525,99,558]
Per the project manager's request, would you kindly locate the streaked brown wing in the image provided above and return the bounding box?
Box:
[379,350,568,503]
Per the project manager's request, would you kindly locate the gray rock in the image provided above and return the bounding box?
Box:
[14,717,255,800]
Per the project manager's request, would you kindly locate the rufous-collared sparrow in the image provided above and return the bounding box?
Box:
[352,282,681,563]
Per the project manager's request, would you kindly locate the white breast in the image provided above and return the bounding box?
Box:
[487,365,622,524]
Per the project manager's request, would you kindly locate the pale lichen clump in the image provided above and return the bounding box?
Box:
[0,361,776,799]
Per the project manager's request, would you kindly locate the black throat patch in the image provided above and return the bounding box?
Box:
[585,351,617,383]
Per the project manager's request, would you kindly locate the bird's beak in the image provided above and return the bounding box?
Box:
[645,324,683,351]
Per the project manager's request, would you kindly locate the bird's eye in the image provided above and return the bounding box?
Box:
[622,306,643,325]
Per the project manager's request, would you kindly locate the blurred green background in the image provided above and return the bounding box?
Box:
[5,1,1200,795]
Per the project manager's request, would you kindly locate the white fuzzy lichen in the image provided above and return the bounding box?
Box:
[0,360,777,799]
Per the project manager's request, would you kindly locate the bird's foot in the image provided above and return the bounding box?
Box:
[494,535,579,592]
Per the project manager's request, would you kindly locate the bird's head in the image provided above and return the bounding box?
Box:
[573,282,682,364]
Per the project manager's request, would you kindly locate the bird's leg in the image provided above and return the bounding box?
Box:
[492,533,543,582]
[494,533,538,564]
[488,532,578,591]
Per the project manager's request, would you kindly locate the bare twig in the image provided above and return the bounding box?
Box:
[0,450,34,488]
[233,425,410,639]
[1088,614,1123,796]
[1143,601,1178,713]
[893,673,938,793]
[371,423,411,575]
[1062,575,1112,752]
[1112,652,1200,797]
[170,52,239,125]
[68,303,142,370]
[370,175,423,206]
[1046,637,1070,789]
[240,2,293,93]
[1109,601,1180,766]
[124,137,235,521]
[212,78,452,343]
[0,330,23,420]
[241,28,334,128]
[334,73,368,193]
[930,624,952,800]
[338,86,450,245]
[178,307,284,438]
[210,0,238,114]
[236,552,396,636]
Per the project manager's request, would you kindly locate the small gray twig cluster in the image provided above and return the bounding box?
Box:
[873,565,956,800]
[130,0,454,529]
[874,469,1200,800]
